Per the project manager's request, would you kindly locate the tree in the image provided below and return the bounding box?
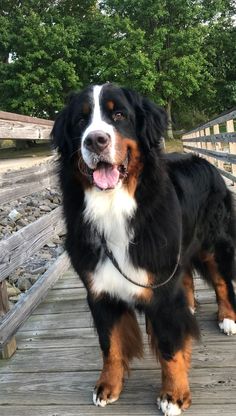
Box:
[0,1,93,117]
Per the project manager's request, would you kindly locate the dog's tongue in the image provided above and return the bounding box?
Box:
[93,165,119,189]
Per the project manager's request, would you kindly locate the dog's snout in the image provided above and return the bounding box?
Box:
[84,131,110,153]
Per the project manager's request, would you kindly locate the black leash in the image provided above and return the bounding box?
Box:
[101,235,181,289]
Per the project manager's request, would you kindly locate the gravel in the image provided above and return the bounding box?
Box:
[0,187,66,305]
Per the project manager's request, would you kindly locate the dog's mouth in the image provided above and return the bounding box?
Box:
[78,154,129,190]
[92,158,128,190]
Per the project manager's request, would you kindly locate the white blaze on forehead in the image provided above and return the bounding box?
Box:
[81,85,116,163]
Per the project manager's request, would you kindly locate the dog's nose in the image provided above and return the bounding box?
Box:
[84,131,110,153]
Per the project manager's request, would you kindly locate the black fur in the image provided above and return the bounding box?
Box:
[51,84,236,365]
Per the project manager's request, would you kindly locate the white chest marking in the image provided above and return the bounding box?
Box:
[84,187,149,302]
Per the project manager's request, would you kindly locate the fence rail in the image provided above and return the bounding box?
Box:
[0,110,53,141]
[182,108,236,182]
[0,110,70,359]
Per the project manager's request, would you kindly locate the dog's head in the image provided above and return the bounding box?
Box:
[51,83,167,192]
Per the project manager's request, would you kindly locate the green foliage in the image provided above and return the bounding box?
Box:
[0,0,235,130]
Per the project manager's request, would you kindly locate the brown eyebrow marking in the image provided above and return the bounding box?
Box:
[106,100,115,111]
[82,102,90,114]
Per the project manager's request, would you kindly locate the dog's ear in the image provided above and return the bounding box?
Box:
[138,97,167,150]
[122,88,167,150]
[51,106,72,156]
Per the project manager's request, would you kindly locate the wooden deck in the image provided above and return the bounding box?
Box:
[0,269,236,416]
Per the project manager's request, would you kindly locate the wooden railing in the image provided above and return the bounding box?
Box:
[182,108,236,182]
[0,111,70,359]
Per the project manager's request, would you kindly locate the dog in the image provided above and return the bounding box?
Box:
[51,83,236,415]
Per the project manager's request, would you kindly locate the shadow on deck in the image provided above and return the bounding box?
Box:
[0,269,236,416]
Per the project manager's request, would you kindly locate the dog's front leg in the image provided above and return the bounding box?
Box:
[146,291,198,415]
[87,295,143,407]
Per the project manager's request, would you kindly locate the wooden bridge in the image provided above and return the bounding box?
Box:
[0,110,236,415]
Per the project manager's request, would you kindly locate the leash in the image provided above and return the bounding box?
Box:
[101,235,181,289]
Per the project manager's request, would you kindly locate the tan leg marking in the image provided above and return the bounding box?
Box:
[159,341,192,412]
[94,310,143,406]
[182,271,195,313]
[203,253,236,322]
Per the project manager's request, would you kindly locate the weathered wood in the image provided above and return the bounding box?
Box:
[1,341,236,373]
[0,119,52,140]
[0,282,17,359]
[0,206,65,282]
[0,252,70,348]
[183,144,236,164]
[182,132,236,143]
[0,369,235,405]
[0,404,235,416]
[227,119,236,176]
[0,158,57,204]
[0,110,53,126]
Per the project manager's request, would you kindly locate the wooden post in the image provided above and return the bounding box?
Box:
[205,127,214,164]
[214,124,224,170]
[200,129,207,159]
[227,120,236,176]
[0,281,17,359]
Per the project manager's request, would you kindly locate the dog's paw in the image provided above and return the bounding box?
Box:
[157,398,182,415]
[93,383,120,407]
[219,318,236,336]
[157,391,191,416]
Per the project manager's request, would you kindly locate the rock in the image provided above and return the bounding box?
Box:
[17,219,28,227]
[52,236,61,244]
[46,242,56,248]
[30,275,40,284]
[17,276,32,291]
[49,203,59,209]
[30,266,46,275]
[7,284,21,297]
[8,209,22,222]
[39,205,51,212]
[9,294,21,303]
[40,251,53,260]
[0,218,8,226]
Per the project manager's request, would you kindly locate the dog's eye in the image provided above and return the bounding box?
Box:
[78,118,87,129]
[112,111,125,122]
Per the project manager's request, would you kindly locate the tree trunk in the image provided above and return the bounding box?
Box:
[166,99,174,140]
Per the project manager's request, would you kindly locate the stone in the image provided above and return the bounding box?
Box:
[39,205,52,212]
[46,242,56,248]
[17,276,32,291]
[9,294,21,303]
[0,218,8,226]
[17,219,28,227]
[7,284,21,297]
[30,266,46,275]
[8,209,22,222]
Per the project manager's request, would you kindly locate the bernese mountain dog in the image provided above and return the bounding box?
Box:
[51,83,236,415]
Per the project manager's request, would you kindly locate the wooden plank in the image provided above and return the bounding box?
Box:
[183,145,236,164]
[0,282,16,358]
[0,369,235,405]
[227,119,236,176]
[0,158,57,204]
[0,206,65,282]
[0,110,53,126]
[0,252,70,347]
[1,341,236,373]
[0,404,235,416]
[0,119,52,140]
[182,132,236,143]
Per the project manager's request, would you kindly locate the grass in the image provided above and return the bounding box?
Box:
[0,142,52,159]
[165,138,183,153]
[0,139,184,160]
